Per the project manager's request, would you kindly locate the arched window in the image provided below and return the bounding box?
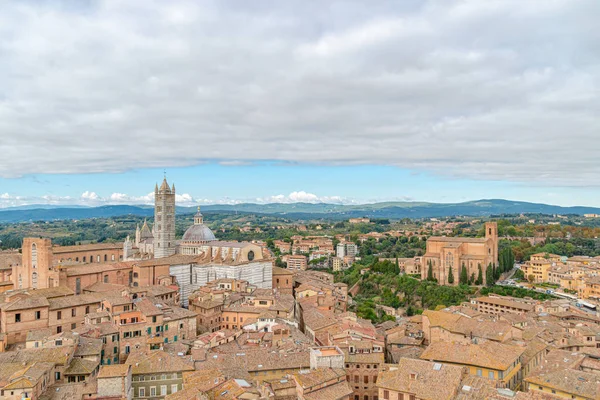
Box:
[111,255,115,261]
[83,256,86,263]
[104,255,107,262]
[133,272,139,278]
[32,271,38,289]
[247,251,255,261]
[31,243,37,269]
[97,255,100,263]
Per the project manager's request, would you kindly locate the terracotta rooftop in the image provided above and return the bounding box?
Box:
[97,364,130,378]
[377,358,465,400]
[125,350,194,375]
[420,341,524,371]
[52,242,123,253]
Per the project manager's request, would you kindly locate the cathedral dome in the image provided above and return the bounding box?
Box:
[182,223,216,243]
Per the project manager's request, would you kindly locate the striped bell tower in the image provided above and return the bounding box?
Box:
[153,177,176,258]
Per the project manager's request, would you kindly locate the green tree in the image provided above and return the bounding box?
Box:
[427,260,434,281]
[486,263,494,287]
[459,263,468,285]
[469,272,476,285]
[447,267,454,284]
[476,264,483,285]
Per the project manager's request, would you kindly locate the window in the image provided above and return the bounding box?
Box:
[103,275,108,283]
[114,346,118,354]
[476,369,482,377]
[15,313,21,323]
[364,396,368,400]
[138,388,145,397]
[72,308,76,317]
[171,384,178,393]
[409,396,415,400]
[161,385,167,395]
[56,340,63,346]
[71,323,76,329]
[150,387,156,396]
[125,346,130,354]
[364,376,368,384]
[383,390,389,400]
[488,371,494,379]
[354,376,359,383]
[57,326,62,334]
[85,306,90,314]
[35,311,41,320]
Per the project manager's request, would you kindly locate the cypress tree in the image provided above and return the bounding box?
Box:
[427,260,433,281]
[447,267,454,284]
[476,264,483,285]
[469,272,476,285]
[486,263,494,286]
[460,263,468,285]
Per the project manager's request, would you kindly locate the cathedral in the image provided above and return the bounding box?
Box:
[123,178,271,305]
[126,177,262,264]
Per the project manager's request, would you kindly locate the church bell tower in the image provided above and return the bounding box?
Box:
[154,177,176,258]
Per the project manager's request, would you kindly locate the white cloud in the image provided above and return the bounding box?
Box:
[0,1,598,186]
[81,191,99,201]
[109,193,130,202]
[257,191,347,204]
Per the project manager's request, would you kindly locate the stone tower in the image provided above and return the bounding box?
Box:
[15,238,54,289]
[485,221,499,266]
[154,177,176,258]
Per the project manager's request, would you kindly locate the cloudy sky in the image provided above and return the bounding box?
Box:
[1,0,599,208]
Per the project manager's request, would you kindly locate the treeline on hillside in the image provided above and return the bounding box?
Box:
[479,218,600,238]
[500,238,600,261]
[340,249,551,324]
[359,236,426,258]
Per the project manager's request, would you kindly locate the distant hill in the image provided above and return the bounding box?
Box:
[0,199,599,223]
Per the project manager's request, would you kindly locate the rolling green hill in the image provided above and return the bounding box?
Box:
[0,199,598,223]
